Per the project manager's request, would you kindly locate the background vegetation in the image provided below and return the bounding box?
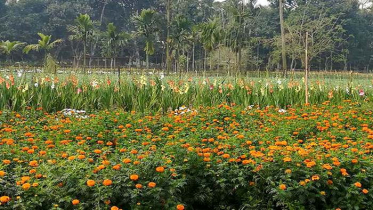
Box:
[1,0,373,73]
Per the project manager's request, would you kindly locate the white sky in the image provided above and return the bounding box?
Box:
[215,0,270,6]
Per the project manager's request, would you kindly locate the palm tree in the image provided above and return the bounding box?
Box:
[225,0,249,72]
[133,9,159,70]
[23,33,63,59]
[171,15,192,73]
[200,19,220,71]
[0,40,25,64]
[101,23,130,69]
[23,33,63,74]
[70,14,94,73]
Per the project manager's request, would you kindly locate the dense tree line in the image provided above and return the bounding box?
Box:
[0,0,373,72]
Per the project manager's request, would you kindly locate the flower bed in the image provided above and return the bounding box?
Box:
[0,102,373,209]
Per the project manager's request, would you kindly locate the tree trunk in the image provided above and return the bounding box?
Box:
[166,0,171,74]
[146,54,149,70]
[134,40,140,68]
[192,42,195,72]
[186,52,189,73]
[279,0,287,77]
[238,47,242,73]
[330,51,333,71]
[210,52,212,71]
[204,50,207,72]
[100,1,108,24]
[218,46,220,71]
[305,32,309,105]
[83,37,87,73]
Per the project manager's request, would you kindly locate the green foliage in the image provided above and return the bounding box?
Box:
[1,0,373,71]
[0,73,371,113]
[0,40,25,56]
[133,9,159,56]
[23,33,63,54]
[101,23,130,59]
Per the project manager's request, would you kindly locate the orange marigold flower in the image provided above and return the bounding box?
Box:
[312,175,320,181]
[322,164,332,170]
[78,155,85,160]
[135,184,143,189]
[72,199,80,205]
[0,171,5,177]
[362,189,369,194]
[29,160,38,167]
[156,166,165,173]
[176,204,185,210]
[0,196,10,203]
[305,161,316,168]
[354,182,362,188]
[21,176,30,182]
[242,160,251,165]
[111,206,119,210]
[283,157,292,162]
[94,149,102,154]
[279,184,286,190]
[22,183,31,190]
[222,154,230,158]
[103,179,113,186]
[2,160,11,164]
[87,180,95,187]
[25,132,33,137]
[122,158,131,164]
[113,164,121,170]
[340,168,349,176]
[130,174,139,181]
[148,182,156,188]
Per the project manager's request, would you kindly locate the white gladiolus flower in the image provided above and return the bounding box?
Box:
[92,80,98,88]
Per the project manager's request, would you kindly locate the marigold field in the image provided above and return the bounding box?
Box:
[1,72,373,209]
[1,99,373,210]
